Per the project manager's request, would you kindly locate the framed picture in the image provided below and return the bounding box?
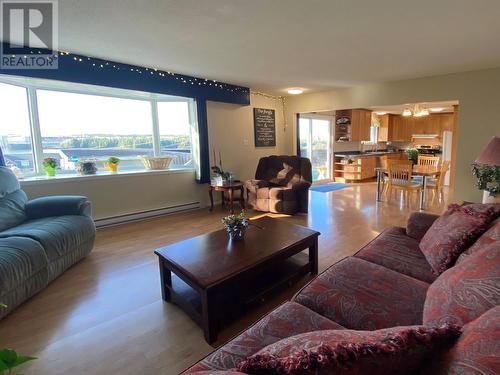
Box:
[253,108,276,147]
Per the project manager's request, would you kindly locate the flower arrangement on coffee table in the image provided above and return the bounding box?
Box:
[222,210,249,241]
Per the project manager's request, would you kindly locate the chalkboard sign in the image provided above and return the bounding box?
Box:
[253,108,276,147]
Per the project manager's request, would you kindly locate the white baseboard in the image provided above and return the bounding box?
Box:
[94,202,201,228]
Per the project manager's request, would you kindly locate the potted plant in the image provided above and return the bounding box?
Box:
[42,157,57,177]
[472,164,500,203]
[211,149,231,185]
[222,210,249,241]
[405,148,419,164]
[472,136,500,203]
[76,160,97,175]
[106,156,120,172]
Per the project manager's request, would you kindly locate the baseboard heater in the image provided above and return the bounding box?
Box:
[94,202,201,228]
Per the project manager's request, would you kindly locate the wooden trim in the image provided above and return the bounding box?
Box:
[450,105,459,189]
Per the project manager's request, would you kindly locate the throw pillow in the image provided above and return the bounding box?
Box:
[456,218,499,265]
[269,163,293,186]
[423,242,500,327]
[423,306,500,375]
[419,203,499,275]
[237,325,461,375]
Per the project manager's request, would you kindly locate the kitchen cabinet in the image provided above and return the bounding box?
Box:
[387,114,411,141]
[384,113,454,141]
[335,109,372,142]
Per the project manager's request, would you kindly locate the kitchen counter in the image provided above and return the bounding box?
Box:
[334,150,404,158]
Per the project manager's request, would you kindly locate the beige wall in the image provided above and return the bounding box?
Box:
[207,93,287,182]
[285,67,500,202]
[21,94,286,220]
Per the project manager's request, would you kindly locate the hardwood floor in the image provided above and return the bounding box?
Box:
[0,183,450,375]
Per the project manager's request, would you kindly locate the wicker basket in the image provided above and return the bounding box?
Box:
[140,156,174,170]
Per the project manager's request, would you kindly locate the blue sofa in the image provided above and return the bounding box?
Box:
[0,167,95,319]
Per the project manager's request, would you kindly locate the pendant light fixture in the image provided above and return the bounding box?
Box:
[402,104,429,117]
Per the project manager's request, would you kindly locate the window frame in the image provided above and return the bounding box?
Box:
[0,74,197,178]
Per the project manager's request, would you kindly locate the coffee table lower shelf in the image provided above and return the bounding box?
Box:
[163,252,311,341]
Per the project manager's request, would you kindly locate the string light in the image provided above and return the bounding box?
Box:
[250,91,288,132]
[17,47,250,96]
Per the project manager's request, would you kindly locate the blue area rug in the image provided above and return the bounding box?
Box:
[310,183,352,193]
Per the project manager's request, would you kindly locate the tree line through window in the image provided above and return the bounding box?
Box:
[0,79,196,178]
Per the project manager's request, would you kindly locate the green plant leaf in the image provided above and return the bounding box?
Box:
[0,350,36,371]
[0,349,17,367]
[0,358,8,371]
[14,355,37,367]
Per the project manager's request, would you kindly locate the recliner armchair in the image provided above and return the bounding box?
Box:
[245,155,312,214]
[0,167,95,319]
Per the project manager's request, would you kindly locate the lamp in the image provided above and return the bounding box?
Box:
[472,136,500,203]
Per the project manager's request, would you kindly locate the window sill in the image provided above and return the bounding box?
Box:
[19,168,196,186]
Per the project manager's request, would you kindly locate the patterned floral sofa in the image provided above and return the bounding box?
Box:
[183,204,500,374]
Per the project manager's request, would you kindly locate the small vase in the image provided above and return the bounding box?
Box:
[44,167,56,177]
[226,225,248,241]
[107,163,118,173]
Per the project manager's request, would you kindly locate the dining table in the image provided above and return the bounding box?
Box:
[375,165,441,210]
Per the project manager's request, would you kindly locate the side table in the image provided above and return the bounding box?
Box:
[209,182,245,214]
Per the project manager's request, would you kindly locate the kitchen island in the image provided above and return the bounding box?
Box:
[333,150,406,182]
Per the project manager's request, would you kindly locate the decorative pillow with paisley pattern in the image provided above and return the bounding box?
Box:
[456,217,500,265]
[237,325,461,375]
[424,306,500,375]
[419,203,500,275]
[423,242,500,327]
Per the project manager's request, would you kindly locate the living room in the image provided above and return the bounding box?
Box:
[0,1,499,375]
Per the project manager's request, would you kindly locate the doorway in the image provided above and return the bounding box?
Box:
[297,114,332,182]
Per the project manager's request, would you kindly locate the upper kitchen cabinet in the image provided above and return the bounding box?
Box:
[376,114,411,142]
[335,108,372,142]
[381,112,454,141]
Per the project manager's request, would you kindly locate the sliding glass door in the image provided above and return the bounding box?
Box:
[298,115,332,182]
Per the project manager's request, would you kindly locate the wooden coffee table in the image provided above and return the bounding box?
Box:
[154,217,319,343]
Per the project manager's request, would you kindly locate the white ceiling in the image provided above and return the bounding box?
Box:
[17,0,500,94]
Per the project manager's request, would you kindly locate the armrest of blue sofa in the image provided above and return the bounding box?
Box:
[25,196,92,219]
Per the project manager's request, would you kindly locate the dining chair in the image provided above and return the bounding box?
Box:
[387,162,421,205]
[426,161,450,204]
[381,159,411,195]
[417,155,440,167]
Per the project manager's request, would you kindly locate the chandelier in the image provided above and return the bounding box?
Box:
[402,104,429,117]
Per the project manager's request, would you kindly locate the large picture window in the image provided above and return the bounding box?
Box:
[0,82,35,175]
[0,75,198,179]
[157,101,192,168]
[37,90,154,173]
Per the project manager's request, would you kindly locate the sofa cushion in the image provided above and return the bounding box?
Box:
[424,306,500,375]
[456,218,500,265]
[0,215,96,262]
[183,302,344,373]
[238,325,460,375]
[0,166,21,197]
[293,257,429,330]
[419,204,499,275]
[423,242,500,327]
[0,236,48,293]
[0,236,49,319]
[269,187,295,201]
[406,212,440,241]
[354,227,437,283]
[0,189,28,232]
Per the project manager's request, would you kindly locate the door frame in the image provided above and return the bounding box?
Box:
[296,113,334,183]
